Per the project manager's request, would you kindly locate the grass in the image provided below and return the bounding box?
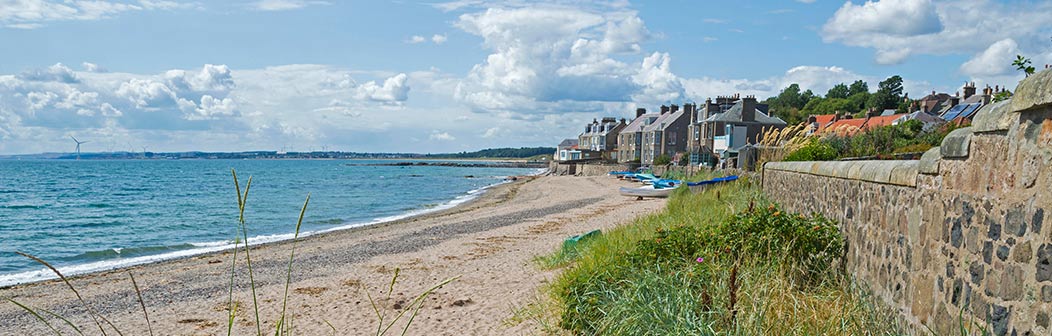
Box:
[540,174,911,335]
[6,169,455,336]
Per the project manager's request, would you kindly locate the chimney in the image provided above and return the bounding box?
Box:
[620,118,626,125]
[684,103,696,122]
[660,105,670,114]
[636,108,646,118]
[703,98,717,121]
[963,82,976,100]
[741,95,756,122]
[670,104,680,114]
[807,115,817,123]
[950,95,960,108]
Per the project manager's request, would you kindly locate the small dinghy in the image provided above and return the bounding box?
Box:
[619,184,678,198]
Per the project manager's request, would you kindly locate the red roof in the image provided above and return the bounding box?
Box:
[862,114,906,130]
[812,114,837,133]
[824,118,866,136]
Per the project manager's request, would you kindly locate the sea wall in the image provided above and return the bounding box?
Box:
[762,69,1052,335]
[547,162,638,176]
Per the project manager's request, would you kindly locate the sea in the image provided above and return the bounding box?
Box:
[0,159,542,287]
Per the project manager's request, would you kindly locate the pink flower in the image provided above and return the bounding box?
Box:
[696,257,705,263]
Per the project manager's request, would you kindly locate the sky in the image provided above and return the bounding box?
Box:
[1,0,1051,154]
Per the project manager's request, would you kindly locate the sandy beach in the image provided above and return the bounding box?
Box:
[0,175,667,335]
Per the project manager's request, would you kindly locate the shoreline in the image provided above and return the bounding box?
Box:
[0,175,667,334]
[0,173,533,290]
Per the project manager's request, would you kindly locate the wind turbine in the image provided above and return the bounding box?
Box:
[70,136,88,160]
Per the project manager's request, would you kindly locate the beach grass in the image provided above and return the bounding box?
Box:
[542,174,909,335]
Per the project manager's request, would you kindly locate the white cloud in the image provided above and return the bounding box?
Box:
[482,126,500,138]
[451,5,684,115]
[0,63,433,154]
[407,35,426,44]
[432,34,448,44]
[18,63,79,83]
[251,0,329,11]
[81,62,107,73]
[960,38,1019,77]
[702,36,718,42]
[354,73,410,102]
[823,0,941,39]
[0,0,196,29]
[822,0,1052,66]
[430,131,456,141]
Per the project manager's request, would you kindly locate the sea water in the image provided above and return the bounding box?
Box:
[0,159,540,286]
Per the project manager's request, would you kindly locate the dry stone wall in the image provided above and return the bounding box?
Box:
[763,69,1052,335]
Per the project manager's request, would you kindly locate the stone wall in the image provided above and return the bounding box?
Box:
[762,69,1052,335]
[547,162,639,176]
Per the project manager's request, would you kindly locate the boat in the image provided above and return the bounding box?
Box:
[686,175,740,192]
[651,179,682,189]
[619,184,679,198]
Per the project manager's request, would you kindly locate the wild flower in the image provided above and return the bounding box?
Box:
[696,257,705,263]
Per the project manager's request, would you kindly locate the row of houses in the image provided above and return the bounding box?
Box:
[807,82,1008,137]
[555,94,789,166]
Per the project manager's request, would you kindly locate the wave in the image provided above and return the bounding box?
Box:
[0,177,515,288]
[2,204,48,210]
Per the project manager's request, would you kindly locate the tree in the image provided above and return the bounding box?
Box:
[1013,55,1036,77]
[867,75,904,111]
[848,80,869,96]
[877,75,904,97]
[826,83,850,99]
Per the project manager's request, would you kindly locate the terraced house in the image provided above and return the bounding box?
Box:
[640,104,691,165]
[578,117,626,161]
[693,95,786,161]
[616,108,658,163]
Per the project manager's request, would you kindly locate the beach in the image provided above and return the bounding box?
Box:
[0,175,667,335]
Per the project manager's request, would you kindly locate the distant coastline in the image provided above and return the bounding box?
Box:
[0,146,556,161]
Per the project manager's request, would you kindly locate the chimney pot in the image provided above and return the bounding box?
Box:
[636,108,647,118]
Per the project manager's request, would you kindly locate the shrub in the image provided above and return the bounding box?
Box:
[549,179,868,334]
[653,154,672,165]
[784,138,838,161]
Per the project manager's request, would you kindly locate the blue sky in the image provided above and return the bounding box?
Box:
[1,0,1050,154]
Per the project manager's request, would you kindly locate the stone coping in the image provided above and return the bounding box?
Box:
[764,160,919,187]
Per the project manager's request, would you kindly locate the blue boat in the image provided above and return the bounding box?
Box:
[686,175,739,187]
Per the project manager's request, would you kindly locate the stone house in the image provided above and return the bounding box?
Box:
[578,117,627,161]
[687,95,741,165]
[695,95,787,158]
[640,104,690,165]
[617,108,659,163]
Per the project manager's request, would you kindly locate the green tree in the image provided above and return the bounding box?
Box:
[802,97,856,115]
[848,80,869,96]
[867,75,904,111]
[826,83,850,99]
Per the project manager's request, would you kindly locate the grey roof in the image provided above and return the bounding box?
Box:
[643,110,685,132]
[962,94,987,104]
[880,109,898,116]
[557,139,578,148]
[702,101,787,126]
[896,111,946,125]
[623,113,660,133]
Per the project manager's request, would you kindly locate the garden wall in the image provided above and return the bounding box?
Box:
[762,69,1052,335]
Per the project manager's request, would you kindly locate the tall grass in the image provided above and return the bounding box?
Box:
[544,175,909,334]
